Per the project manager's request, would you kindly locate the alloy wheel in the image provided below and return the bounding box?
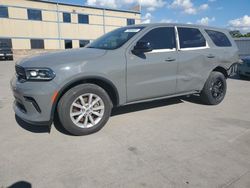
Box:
[70,93,105,128]
[210,78,224,100]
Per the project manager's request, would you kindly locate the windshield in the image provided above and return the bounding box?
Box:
[0,43,8,48]
[87,26,144,50]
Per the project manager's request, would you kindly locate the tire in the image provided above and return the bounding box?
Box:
[57,84,113,135]
[200,71,227,105]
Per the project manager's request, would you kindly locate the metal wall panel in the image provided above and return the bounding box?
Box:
[235,38,250,57]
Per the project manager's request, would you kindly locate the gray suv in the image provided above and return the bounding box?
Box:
[11,23,239,135]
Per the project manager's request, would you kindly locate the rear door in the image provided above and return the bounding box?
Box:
[176,27,216,93]
[126,26,178,102]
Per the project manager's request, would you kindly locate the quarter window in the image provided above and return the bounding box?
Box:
[30,39,44,49]
[28,9,42,21]
[63,12,71,23]
[206,30,232,47]
[138,27,176,50]
[127,19,135,25]
[178,27,206,48]
[0,6,8,18]
[0,38,12,48]
[79,40,90,48]
[78,14,89,24]
[65,40,72,49]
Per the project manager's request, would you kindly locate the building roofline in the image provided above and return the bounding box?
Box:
[27,0,141,14]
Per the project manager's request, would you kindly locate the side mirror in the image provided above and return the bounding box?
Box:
[132,41,153,54]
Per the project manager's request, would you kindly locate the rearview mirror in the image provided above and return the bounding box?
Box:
[132,41,153,54]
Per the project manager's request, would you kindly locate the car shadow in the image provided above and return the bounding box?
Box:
[15,115,51,134]
[53,113,74,136]
[229,74,250,81]
[8,181,32,188]
[53,97,184,136]
[180,94,205,105]
[111,97,183,116]
[16,96,203,136]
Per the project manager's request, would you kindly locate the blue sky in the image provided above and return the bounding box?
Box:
[56,0,250,33]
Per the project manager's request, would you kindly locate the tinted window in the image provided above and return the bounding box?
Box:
[28,9,42,21]
[78,14,89,24]
[206,30,232,47]
[30,39,44,49]
[63,12,71,23]
[0,6,8,18]
[0,38,12,48]
[178,27,206,48]
[65,40,72,49]
[88,27,144,50]
[127,19,135,25]
[79,40,90,48]
[139,27,176,50]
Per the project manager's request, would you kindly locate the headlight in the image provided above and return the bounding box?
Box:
[25,68,56,81]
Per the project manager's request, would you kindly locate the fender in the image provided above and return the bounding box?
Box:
[49,75,120,124]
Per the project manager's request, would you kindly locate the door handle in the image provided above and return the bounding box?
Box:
[165,57,176,62]
[207,54,215,58]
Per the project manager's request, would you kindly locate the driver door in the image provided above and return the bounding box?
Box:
[126,27,178,102]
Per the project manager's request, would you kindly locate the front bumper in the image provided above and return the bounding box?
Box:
[11,77,59,125]
[0,53,13,59]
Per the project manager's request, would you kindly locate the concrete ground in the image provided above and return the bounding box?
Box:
[0,60,250,188]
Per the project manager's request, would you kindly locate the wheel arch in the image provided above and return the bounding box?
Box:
[212,66,228,78]
[50,76,120,122]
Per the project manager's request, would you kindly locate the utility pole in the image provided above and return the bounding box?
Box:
[139,0,142,13]
[102,9,106,34]
[56,0,62,49]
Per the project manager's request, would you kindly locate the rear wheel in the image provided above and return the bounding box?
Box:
[200,71,227,105]
[57,84,112,135]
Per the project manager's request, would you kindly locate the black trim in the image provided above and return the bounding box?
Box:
[24,96,42,113]
[227,62,239,76]
[16,114,52,126]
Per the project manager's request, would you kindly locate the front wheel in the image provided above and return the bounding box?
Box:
[200,71,227,105]
[57,84,112,135]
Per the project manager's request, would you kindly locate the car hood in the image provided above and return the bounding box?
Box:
[17,48,107,68]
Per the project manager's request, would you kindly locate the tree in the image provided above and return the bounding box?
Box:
[244,32,250,37]
[230,30,250,38]
[230,30,242,38]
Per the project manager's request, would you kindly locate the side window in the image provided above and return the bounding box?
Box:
[0,6,9,18]
[178,27,206,49]
[30,39,44,49]
[63,12,71,23]
[78,14,89,24]
[127,19,135,25]
[206,30,232,47]
[28,9,42,21]
[138,27,176,50]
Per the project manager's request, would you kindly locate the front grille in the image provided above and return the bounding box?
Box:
[15,65,26,81]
